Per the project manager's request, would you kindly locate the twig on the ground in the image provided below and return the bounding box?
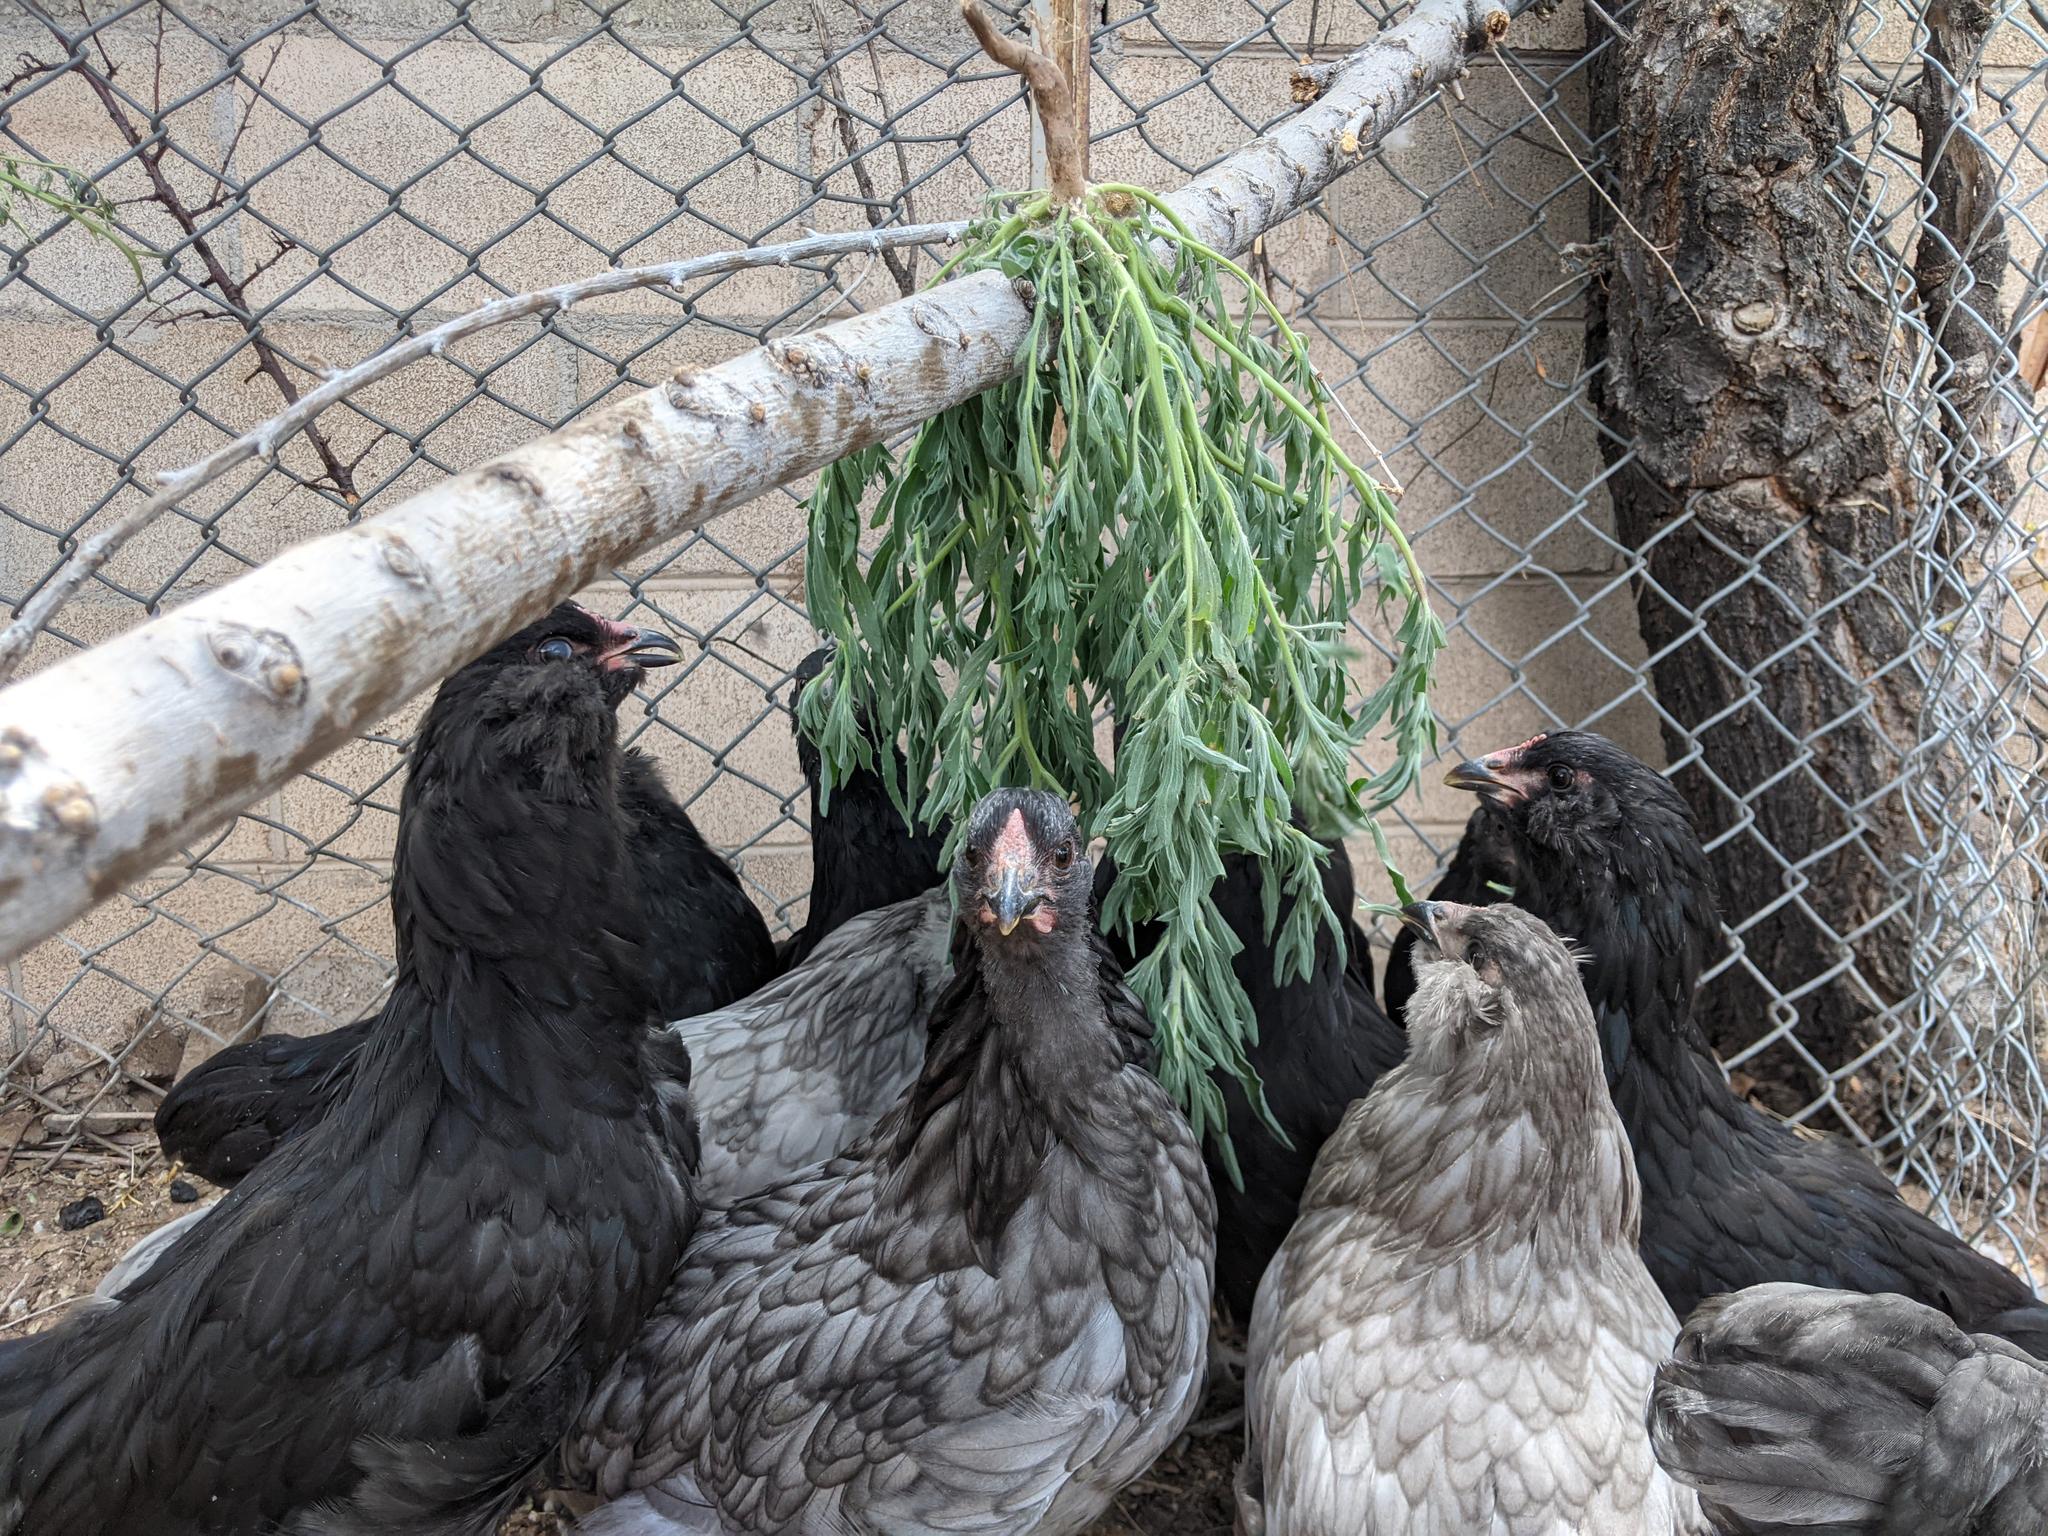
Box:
[0,1296,81,1335]
[0,1109,32,1182]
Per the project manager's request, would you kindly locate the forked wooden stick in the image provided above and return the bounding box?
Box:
[962,0,1087,203]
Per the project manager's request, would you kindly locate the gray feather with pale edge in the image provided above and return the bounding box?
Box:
[676,889,951,1199]
[563,789,1215,1536]
[1651,1281,2048,1534]
[1240,901,1710,1536]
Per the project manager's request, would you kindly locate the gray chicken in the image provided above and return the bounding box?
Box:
[1651,1281,2048,1534]
[564,787,1217,1535]
[1239,900,1709,1536]
[678,885,951,1196]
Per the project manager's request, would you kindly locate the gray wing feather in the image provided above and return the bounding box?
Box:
[675,893,950,1200]
[568,1074,1212,1536]
[1651,1281,2048,1536]
[92,1203,220,1299]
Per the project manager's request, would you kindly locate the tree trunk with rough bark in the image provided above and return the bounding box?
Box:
[1587,0,1925,1103]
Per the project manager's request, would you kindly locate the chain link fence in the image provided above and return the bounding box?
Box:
[1,0,2043,1266]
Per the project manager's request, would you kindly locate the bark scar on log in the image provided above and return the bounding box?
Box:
[484,464,548,502]
[43,785,96,837]
[377,532,433,591]
[780,345,828,388]
[206,623,308,707]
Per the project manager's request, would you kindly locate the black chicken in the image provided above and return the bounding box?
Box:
[1390,729,2048,1344]
[1099,839,1406,1321]
[775,646,947,973]
[564,789,1217,1536]
[142,645,955,1250]
[153,607,773,1190]
[617,744,779,1014]
[153,1020,367,1191]
[0,604,699,1536]
[1651,1282,2048,1534]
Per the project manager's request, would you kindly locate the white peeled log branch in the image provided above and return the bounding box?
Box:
[0,222,970,681]
[0,0,1524,962]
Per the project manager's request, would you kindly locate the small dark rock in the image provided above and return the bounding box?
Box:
[168,1179,200,1204]
[58,1195,105,1231]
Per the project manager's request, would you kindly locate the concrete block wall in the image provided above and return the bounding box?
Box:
[0,0,2039,1086]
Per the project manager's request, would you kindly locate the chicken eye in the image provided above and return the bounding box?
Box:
[536,637,577,662]
[1545,764,1574,792]
[963,846,985,868]
[1051,843,1075,870]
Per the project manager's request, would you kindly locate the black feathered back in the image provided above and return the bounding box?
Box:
[154,1020,371,1187]
[1408,729,2048,1341]
[0,605,698,1536]
[780,647,949,972]
[615,749,777,1019]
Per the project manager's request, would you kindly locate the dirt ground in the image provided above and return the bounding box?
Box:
[0,1156,1240,1535]
[0,1156,207,1331]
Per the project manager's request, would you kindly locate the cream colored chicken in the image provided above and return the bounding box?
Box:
[1238,900,1712,1536]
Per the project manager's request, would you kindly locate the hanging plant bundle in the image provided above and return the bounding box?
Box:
[802,173,1439,1163]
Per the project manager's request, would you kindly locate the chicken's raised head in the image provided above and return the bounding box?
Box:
[1442,729,1693,861]
[504,601,682,708]
[456,600,682,712]
[413,602,681,807]
[1399,900,1590,1056]
[786,645,836,787]
[955,788,1087,940]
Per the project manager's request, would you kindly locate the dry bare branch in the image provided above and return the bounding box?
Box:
[962,0,1085,203]
[808,0,922,295]
[23,4,352,497]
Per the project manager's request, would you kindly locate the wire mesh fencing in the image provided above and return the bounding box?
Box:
[0,0,2042,1268]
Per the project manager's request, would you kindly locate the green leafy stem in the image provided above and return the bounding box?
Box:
[1,157,147,285]
[803,182,1442,1174]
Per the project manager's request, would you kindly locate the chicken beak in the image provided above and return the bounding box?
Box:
[1443,756,1521,805]
[1399,901,1444,946]
[989,862,1044,937]
[622,627,682,669]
